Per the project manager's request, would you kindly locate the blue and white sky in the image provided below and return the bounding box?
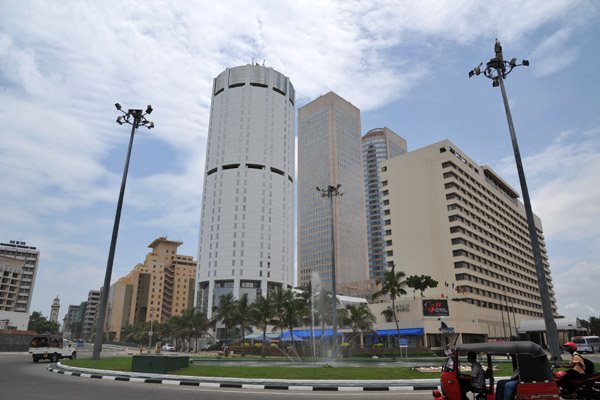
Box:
[1,1,598,322]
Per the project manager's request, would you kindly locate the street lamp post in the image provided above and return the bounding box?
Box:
[469,40,561,362]
[316,184,343,358]
[92,104,154,360]
[148,306,156,352]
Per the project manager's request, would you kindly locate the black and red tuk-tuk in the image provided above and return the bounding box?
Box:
[433,341,560,400]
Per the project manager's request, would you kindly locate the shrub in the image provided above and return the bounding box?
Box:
[270,343,279,348]
[254,343,262,347]
[341,343,350,348]
[374,343,384,348]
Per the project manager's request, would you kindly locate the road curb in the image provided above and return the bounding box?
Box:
[47,363,442,391]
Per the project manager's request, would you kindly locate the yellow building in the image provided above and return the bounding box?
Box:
[104,237,197,341]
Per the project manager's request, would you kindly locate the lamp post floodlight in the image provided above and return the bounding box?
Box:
[469,40,560,363]
[316,184,343,358]
[92,103,154,360]
[148,306,156,351]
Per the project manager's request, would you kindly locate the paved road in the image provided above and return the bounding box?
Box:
[1,350,434,400]
[7,346,596,400]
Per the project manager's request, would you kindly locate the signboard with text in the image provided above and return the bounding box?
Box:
[422,299,450,317]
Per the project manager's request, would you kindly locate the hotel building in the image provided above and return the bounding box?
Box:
[297,92,369,291]
[380,140,557,341]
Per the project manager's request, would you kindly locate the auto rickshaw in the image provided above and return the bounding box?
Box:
[432,341,560,400]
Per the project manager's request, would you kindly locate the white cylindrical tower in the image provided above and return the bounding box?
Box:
[196,64,295,317]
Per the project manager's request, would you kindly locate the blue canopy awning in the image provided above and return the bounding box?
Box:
[280,333,304,341]
[374,328,424,336]
[280,329,341,338]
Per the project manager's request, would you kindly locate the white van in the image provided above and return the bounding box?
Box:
[28,335,76,363]
[571,335,600,354]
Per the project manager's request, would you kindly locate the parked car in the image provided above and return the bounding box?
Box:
[162,343,175,352]
[200,344,218,351]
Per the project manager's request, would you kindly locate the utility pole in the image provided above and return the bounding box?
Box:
[469,41,561,362]
[92,104,154,360]
[148,306,156,352]
[316,184,343,358]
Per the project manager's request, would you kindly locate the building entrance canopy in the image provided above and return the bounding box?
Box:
[373,328,424,336]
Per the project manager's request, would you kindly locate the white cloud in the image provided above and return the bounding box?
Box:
[492,128,600,240]
[553,260,600,319]
[529,27,579,77]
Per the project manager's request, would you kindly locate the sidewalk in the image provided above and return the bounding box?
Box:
[48,361,447,391]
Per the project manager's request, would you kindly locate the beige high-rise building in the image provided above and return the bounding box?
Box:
[297,92,369,291]
[381,140,557,338]
[103,237,197,341]
[0,240,40,330]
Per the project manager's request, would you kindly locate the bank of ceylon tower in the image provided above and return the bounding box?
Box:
[196,64,295,317]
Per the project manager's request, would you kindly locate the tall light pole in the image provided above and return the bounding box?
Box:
[316,184,343,358]
[92,104,154,360]
[469,40,560,362]
[148,306,156,352]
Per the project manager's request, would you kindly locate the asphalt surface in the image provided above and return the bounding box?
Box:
[1,350,436,400]
[3,345,597,399]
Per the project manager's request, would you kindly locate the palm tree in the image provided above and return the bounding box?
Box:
[373,262,407,346]
[279,295,304,350]
[212,292,237,346]
[340,303,376,348]
[158,317,178,347]
[250,293,276,357]
[180,308,211,352]
[169,315,185,350]
[272,287,293,341]
[122,321,150,344]
[233,293,253,356]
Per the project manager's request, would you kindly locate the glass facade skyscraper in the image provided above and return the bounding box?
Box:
[298,92,369,291]
[362,128,407,279]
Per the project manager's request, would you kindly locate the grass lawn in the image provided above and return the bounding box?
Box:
[61,357,520,380]
[63,357,133,372]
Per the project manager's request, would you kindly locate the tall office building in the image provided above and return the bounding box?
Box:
[362,127,407,280]
[381,140,557,328]
[63,304,82,339]
[0,240,40,330]
[81,290,100,339]
[196,64,295,317]
[298,92,369,291]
